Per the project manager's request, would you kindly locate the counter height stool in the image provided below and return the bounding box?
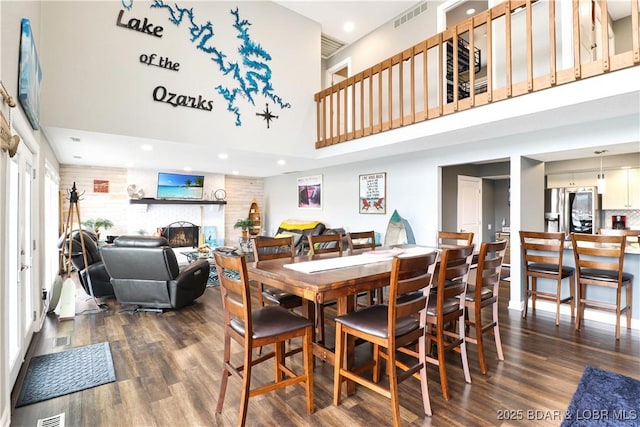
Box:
[425,245,474,400]
[213,251,314,426]
[333,251,439,426]
[308,233,344,345]
[437,231,474,247]
[571,233,632,340]
[520,231,575,326]
[463,239,507,374]
[347,231,382,305]
[252,236,303,310]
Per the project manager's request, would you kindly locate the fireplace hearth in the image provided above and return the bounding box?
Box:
[159,221,200,248]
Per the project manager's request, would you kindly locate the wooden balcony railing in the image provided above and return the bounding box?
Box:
[314,0,640,148]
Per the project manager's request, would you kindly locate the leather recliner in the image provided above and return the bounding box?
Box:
[100,235,209,310]
[58,230,114,298]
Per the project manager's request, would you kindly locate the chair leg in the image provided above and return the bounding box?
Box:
[522,277,529,319]
[569,274,575,319]
[275,340,285,382]
[531,278,537,311]
[316,303,325,345]
[388,348,401,427]
[418,334,432,417]
[333,322,345,406]
[216,334,231,414]
[493,302,504,362]
[555,278,561,326]
[616,287,622,340]
[475,306,487,375]
[626,282,632,330]
[576,282,583,331]
[436,328,449,400]
[458,314,471,384]
[238,341,253,427]
[303,327,314,414]
[372,343,382,383]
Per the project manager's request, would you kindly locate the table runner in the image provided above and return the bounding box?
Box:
[284,246,433,274]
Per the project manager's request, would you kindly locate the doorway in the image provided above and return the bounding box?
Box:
[457,175,482,246]
[7,143,36,386]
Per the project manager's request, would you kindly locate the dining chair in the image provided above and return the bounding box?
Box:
[347,231,382,305]
[571,232,632,340]
[333,251,439,426]
[437,231,474,247]
[463,239,507,374]
[308,233,344,345]
[309,232,344,255]
[519,231,575,326]
[252,236,303,310]
[424,245,474,400]
[213,251,314,426]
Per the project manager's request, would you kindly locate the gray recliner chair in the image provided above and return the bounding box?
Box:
[100,235,209,311]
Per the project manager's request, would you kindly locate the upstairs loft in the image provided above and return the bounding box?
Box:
[314,0,640,150]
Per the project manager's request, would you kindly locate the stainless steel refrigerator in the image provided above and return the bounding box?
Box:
[544,187,600,235]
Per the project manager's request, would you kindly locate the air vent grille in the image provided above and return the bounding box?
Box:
[37,413,65,427]
[394,1,429,28]
[321,34,346,59]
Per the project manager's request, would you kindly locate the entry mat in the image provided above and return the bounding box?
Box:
[16,342,116,407]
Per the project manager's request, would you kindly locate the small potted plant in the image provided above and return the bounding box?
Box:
[82,218,114,241]
[234,218,255,239]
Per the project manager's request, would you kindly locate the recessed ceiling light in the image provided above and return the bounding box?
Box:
[466,8,476,15]
[73,155,83,159]
[184,167,192,172]
[218,153,228,159]
[343,21,355,32]
[231,170,239,175]
[277,159,286,166]
[70,137,81,142]
[141,144,153,151]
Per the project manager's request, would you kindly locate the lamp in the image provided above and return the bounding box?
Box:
[594,150,607,194]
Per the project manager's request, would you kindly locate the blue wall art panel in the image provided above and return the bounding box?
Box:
[18,18,43,130]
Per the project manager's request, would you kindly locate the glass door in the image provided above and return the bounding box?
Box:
[7,144,35,386]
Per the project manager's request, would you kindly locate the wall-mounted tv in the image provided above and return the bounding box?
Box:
[157,172,204,200]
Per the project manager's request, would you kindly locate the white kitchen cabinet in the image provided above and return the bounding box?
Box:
[546,172,597,188]
[602,168,640,209]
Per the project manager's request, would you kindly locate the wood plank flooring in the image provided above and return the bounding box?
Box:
[10,274,639,426]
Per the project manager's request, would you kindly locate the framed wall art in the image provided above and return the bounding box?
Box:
[359,172,386,214]
[297,175,322,209]
[18,18,42,130]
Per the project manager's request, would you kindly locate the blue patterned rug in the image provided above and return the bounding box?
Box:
[562,366,640,426]
[16,342,116,407]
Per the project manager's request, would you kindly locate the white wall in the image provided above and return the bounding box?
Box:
[38,1,321,159]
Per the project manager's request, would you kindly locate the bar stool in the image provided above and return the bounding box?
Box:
[463,239,508,374]
[347,231,382,305]
[571,232,633,340]
[213,251,314,425]
[519,231,575,326]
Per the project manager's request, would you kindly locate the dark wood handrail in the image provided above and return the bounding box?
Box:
[314,0,640,148]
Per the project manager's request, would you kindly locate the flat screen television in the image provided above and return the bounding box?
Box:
[157,172,204,200]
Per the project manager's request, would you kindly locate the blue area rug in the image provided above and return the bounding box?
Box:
[562,366,640,426]
[17,342,116,407]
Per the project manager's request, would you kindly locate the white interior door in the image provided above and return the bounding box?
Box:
[7,143,35,386]
[457,175,482,247]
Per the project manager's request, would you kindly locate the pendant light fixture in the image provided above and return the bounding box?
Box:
[594,150,607,194]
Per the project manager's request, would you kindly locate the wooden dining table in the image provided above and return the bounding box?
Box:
[246,245,442,394]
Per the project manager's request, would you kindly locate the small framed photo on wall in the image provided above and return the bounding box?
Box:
[297,175,322,209]
[359,172,386,214]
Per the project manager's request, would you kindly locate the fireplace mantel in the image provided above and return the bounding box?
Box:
[130,199,226,205]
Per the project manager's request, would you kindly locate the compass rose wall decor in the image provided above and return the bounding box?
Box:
[256,104,278,129]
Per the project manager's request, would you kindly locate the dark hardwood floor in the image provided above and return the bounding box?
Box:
[10,273,639,426]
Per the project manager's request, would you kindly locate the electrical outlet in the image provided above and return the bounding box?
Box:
[488,223,492,230]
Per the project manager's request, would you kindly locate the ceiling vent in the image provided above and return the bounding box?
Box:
[394,1,429,28]
[321,33,346,59]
